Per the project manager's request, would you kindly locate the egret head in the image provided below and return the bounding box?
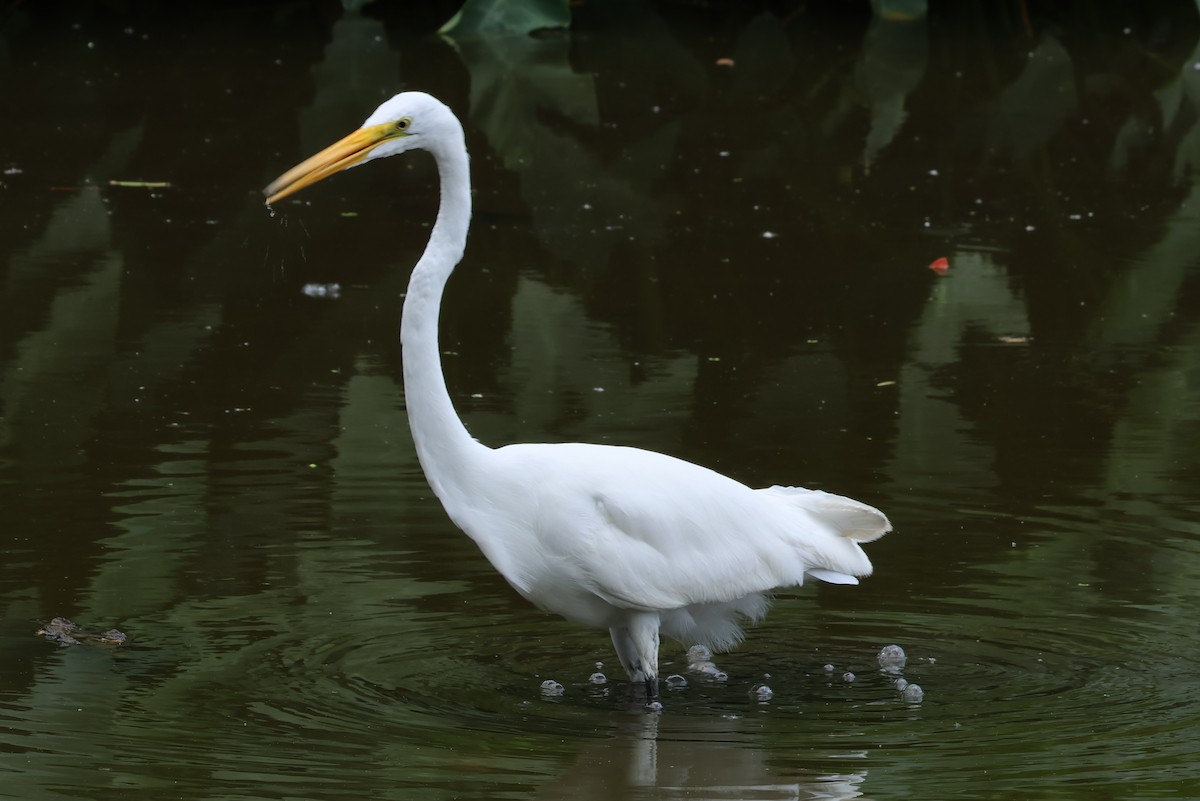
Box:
[263,91,454,205]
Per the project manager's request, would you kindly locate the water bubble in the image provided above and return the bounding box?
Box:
[751,684,774,701]
[588,672,607,685]
[688,645,727,681]
[646,700,664,712]
[539,679,565,696]
[877,644,907,670]
[894,678,909,691]
[842,672,856,682]
[665,674,688,688]
[901,683,925,703]
[823,664,835,673]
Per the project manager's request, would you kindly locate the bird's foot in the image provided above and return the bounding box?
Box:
[643,675,662,710]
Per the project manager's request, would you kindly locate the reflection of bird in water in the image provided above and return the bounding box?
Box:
[536,713,868,800]
[264,92,892,705]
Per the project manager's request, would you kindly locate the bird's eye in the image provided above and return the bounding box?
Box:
[396,117,412,132]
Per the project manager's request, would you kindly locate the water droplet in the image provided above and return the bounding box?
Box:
[901,684,924,703]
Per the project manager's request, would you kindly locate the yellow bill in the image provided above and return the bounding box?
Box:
[263,123,402,205]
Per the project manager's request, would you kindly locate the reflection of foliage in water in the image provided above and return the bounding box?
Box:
[3,2,1200,799]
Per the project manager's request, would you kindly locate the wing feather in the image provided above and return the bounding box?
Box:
[489,444,890,613]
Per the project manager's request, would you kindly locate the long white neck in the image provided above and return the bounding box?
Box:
[400,117,487,505]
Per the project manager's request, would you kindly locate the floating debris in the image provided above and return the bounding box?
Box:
[301,283,341,299]
[108,180,172,188]
[36,617,127,647]
[928,257,950,275]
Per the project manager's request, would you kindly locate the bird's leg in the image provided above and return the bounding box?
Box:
[626,613,661,704]
[610,615,663,705]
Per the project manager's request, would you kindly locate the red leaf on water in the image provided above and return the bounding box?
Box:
[928,257,949,275]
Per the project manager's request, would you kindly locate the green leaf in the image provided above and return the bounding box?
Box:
[439,0,571,38]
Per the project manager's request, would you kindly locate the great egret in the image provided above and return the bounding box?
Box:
[263,92,892,703]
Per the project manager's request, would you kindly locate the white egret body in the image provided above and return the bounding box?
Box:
[264,92,892,701]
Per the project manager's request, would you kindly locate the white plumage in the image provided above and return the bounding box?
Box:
[264,92,892,703]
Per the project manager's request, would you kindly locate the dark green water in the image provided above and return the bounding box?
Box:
[2,2,1199,798]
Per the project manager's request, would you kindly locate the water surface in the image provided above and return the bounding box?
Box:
[2,2,1199,799]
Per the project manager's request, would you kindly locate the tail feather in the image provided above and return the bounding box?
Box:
[806,568,860,585]
[760,485,892,543]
